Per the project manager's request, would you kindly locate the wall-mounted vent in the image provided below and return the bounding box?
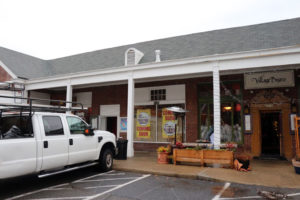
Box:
[125,48,144,66]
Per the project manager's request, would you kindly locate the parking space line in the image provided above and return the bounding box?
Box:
[6,171,115,200]
[79,177,138,182]
[84,174,151,200]
[103,173,126,176]
[6,183,69,200]
[29,197,86,200]
[288,192,300,197]
[84,185,119,189]
[212,182,231,200]
[44,187,72,191]
[73,170,116,183]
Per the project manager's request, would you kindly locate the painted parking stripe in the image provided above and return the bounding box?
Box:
[72,170,116,183]
[6,183,69,200]
[79,177,138,182]
[288,192,300,197]
[6,170,115,200]
[84,174,151,200]
[84,185,119,189]
[44,187,72,191]
[102,172,126,176]
[212,182,231,200]
[28,197,86,200]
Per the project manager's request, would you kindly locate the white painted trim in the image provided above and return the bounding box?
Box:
[127,77,135,158]
[25,45,300,91]
[125,48,144,66]
[0,59,18,79]
[133,141,171,144]
[66,84,72,114]
[135,100,186,106]
[213,65,221,150]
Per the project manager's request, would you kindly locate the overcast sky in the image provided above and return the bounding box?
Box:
[1,0,300,60]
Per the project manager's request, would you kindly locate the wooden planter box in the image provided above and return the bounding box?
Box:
[203,149,233,167]
[173,149,203,165]
[173,148,233,167]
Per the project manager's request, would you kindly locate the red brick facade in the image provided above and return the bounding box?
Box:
[91,85,128,117]
[0,65,12,82]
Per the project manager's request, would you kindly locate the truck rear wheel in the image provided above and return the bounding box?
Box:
[99,149,113,172]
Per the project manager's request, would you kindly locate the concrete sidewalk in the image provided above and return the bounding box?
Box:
[113,151,300,189]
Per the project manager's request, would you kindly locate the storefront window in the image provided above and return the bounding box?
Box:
[198,81,243,144]
[221,102,242,143]
[134,104,184,143]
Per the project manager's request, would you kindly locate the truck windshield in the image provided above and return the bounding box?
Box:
[0,115,33,140]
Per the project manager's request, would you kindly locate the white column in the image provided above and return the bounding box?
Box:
[127,76,135,157]
[213,65,221,149]
[66,84,73,113]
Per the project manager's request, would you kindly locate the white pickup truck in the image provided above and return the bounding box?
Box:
[0,109,117,180]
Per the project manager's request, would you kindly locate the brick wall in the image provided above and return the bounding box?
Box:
[134,143,169,152]
[0,65,12,82]
[91,84,128,116]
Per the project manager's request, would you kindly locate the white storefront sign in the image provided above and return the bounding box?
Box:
[244,70,294,89]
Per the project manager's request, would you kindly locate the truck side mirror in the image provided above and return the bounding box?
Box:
[84,125,94,136]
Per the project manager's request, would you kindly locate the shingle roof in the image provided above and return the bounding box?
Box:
[1,17,300,79]
[0,47,51,79]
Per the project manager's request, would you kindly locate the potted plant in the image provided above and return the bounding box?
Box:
[157,146,170,164]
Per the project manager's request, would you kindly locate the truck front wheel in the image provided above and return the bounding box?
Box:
[99,149,113,172]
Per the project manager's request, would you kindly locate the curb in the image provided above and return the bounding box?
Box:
[112,166,223,183]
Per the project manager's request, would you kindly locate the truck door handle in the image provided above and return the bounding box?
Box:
[44,141,48,148]
[69,138,73,145]
[98,136,103,143]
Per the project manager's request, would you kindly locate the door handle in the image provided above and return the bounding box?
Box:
[69,138,73,145]
[98,136,103,143]
[44,141,48,148]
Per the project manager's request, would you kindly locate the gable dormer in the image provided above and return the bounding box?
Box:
[125,48,144,66]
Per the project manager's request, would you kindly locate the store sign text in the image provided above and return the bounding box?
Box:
[244,70,294,89]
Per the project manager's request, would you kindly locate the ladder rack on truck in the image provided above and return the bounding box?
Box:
[0,95,86,140]
[0,95,85,114]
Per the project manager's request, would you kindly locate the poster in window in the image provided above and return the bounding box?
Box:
[120,117,127,132]
[162,108,176,138]
[136,109,151,138]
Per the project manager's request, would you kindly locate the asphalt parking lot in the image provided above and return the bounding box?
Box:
[1,169,300,200]
[4,170,150,200]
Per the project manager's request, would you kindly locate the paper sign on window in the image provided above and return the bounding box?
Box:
[162,108,176,138]
[136,109,151,138]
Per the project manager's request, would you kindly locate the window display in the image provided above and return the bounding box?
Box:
[198,81,243,144]
[134,104,184,143]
